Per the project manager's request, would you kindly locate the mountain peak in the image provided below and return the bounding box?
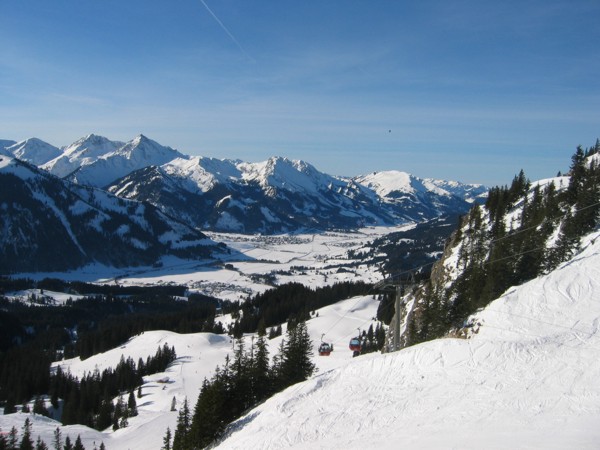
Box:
[65,135,185,187]
[6,138,62,166]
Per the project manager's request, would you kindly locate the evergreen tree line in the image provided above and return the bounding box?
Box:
[0,421,105,450]
[49,344,175,430]
[0,291,223,406]
[3,343,175,436]
[1,280,372,415]
[356,322,387,354]
[227,281,372,338]
[405,142,600,346]
[166,321,315,449]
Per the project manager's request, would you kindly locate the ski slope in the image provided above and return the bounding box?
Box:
[215,231,600,449]
[0,295,381,449]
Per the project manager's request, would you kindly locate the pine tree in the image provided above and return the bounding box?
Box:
[127,391,137,417]
[251,328,271,402]
[96,395,113,431]
[33,397,49,417]
[35,436,48,450]
[52,428,62,450]
[161,427,172,450]
[113,394,126,430]
[567,145,586,202]
[72,436,84,450]
[63,436,73,450]
[229,338,251,417]
[8,427,18,450]
[280,321,315,386]
[4,397,17,415]
[189,378,227,449]
[0,427,7,450]
[19,418,34,450]
[172,398,191,450]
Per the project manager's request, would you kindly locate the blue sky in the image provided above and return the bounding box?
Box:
[1,0,599,185]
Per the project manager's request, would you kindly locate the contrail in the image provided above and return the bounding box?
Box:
[199,0,254,62]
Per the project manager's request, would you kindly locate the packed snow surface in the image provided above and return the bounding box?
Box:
[215,231,600,449]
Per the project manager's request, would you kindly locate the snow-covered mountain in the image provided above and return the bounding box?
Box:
[1,144,598,449]
[108,155,485,233]
[2,133,486,233]
[42,134,124,178]
[64,134,185,188]
[356,170,486,217]
[108,156,399,233]
[0,154,227,272]
[3,138,62,165]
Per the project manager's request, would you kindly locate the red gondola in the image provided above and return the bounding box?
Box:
[318,342,332,356]
[349,337,361,353]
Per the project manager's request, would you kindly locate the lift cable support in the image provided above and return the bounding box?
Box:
[374,271,416,353]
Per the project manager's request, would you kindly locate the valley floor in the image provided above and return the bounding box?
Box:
[11,226,413,301]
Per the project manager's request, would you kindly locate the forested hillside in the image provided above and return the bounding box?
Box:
[394,142,600,349]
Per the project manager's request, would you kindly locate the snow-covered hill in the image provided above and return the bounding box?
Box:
[0,295,382,450]
[4,230,598,449]
[214,230,600,449]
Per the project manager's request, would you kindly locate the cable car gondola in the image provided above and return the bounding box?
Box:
[318,342,332,356]
[349,337,361,357]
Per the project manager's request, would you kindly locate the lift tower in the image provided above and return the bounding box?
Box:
[374,272,415,352]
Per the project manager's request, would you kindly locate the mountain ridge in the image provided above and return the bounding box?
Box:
[0,154,229,273]
[2,133,487,233]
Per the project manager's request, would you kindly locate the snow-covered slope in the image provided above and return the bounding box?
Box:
[0,139,17,154]
[4,138,62,165]
[0,295,381,450]
[3,231,599,449]
[215,231,600,449]
[0,154,226,272]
